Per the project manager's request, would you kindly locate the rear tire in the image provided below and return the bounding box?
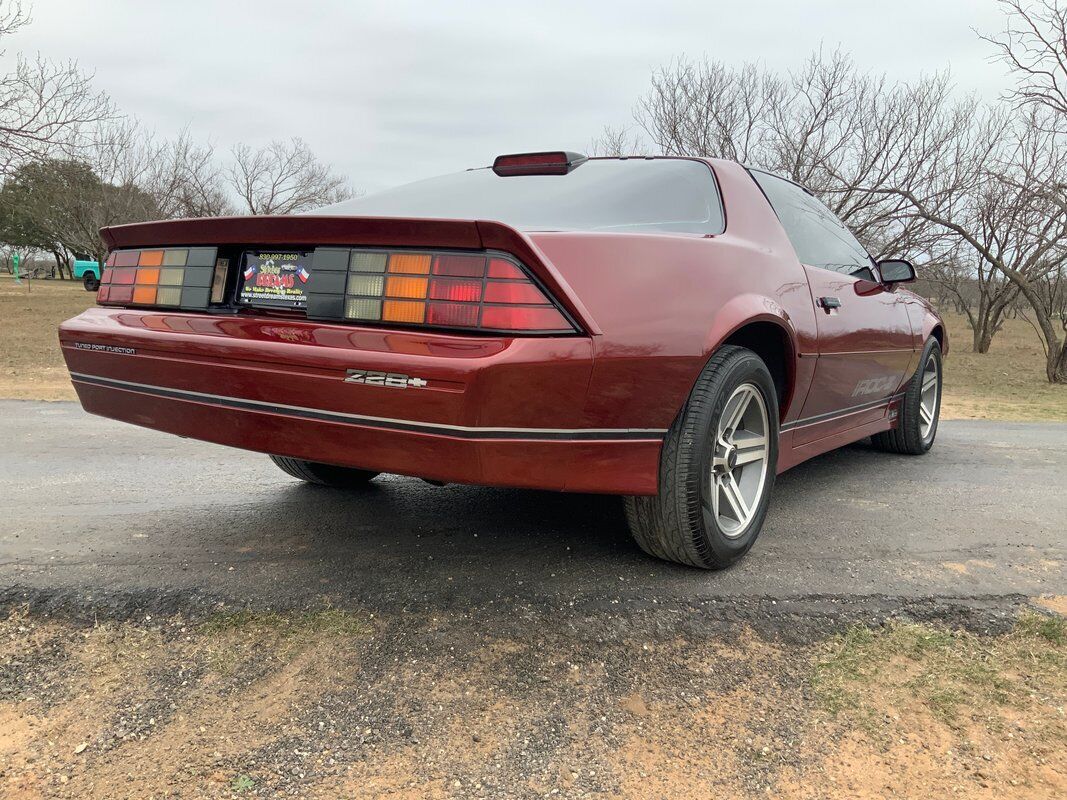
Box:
[871,337,942,455]
[83,273,99,291]
[269,455,379,487]
[624,346,779,569]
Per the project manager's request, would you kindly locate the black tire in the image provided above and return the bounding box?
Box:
[871,337,942,455]
[624,345,779,569]
[83,273,100,291]
[269,455,379,487]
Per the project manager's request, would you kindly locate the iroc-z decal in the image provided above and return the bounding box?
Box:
[851,375,898,397]
[345,369,428,389]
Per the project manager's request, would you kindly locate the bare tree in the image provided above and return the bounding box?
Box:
[0,1,114,175]
[877,111,1067,381]
[631,50,971,269]
[982,0,1067,122]
[637,58,782,163]
[589,124,647,157]
[927,245,1022,352]
[961,0,1067,380]
[20,121,165,265]
[151,128,233,218]
[226,137,352,215]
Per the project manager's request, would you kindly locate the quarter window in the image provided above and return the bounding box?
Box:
[750,170,872,275]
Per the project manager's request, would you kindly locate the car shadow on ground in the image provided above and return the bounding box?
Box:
[20,437,906,609]
[227,438,894,576]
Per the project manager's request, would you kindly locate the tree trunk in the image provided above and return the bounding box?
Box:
[974,327,994,354]
[1048,339,1067,384]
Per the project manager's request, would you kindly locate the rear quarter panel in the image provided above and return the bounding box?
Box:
[528,159,819,433]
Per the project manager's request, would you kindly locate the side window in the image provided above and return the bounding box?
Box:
[750,170,872,276]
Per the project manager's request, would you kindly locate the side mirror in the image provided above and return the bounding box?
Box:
[877,259,916,285]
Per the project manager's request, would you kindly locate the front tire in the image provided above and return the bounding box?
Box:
[269,455,379,487]
[624,346,779,569]
[871,337,942,455]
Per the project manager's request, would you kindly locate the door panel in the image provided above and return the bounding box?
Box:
[744,169,918,447]
[793,266,915,445]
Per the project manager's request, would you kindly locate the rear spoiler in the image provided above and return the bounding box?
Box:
[100,215,601,335]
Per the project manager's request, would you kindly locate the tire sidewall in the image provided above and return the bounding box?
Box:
[690,353,779,565]
[915,338,942,451]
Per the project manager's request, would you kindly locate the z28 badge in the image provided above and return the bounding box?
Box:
[345,369,428,388]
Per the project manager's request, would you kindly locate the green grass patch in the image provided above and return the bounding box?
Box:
[231,773,255,792]
[200,608,367,639]
[812,613,1067,728]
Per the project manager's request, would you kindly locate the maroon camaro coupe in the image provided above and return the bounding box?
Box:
[59,152,946,569]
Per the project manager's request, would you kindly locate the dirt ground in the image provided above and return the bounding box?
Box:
[0,606,1063,800]
[1,275,1064,418]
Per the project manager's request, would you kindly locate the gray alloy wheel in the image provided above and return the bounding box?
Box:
[709,383,771,538]
[269,455,380,487]
[871,336,942,455]
[918,353,939,442]
[624,345,779,569]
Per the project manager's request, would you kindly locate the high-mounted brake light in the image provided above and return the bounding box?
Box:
[492,151,587,177]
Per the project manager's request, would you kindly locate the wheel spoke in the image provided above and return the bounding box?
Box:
[732,431,767,465]
[721,474,749,522]
[922,373,938,393]
[919,404,933,425]
[734,448,766,466]
[720,387,752,437]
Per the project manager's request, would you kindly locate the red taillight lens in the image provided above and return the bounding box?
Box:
[480,305,571,331]
[336,249,575,333]
[483,282,549,305]
[426,301,481,327]
[429,278,482,302]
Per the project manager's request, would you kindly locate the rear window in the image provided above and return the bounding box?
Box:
[318,158,724,235]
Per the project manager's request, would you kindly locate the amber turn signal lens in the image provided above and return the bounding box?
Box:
[388,254,431,274]
[382,299,426,323]
[385,276,428,299]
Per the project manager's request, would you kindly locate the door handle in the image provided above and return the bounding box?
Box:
[817,296,841,312]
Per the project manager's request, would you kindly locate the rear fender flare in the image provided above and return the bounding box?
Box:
[698,294,799,419]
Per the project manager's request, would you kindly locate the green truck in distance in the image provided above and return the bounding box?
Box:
[73,259,101,291]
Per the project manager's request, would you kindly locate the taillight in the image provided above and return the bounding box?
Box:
[308,248,576,334]
[97,247,220,310]
[96,244,579,336]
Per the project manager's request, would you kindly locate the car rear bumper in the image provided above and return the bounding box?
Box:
[59,308,663,494]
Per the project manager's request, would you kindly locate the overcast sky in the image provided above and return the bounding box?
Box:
[9,0,1013,193]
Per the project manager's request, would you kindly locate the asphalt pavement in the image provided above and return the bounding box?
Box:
[1,401,1064,629]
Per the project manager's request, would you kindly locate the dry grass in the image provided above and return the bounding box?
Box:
[1,274,1064,419]
[941,312,1067,422]
[0,275,96,400]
